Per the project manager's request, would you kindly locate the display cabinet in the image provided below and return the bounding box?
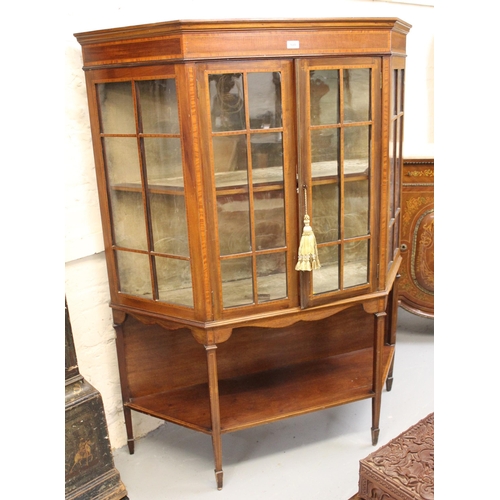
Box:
[75,18,411,489]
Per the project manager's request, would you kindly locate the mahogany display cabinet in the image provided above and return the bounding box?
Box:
[74,18,411,489]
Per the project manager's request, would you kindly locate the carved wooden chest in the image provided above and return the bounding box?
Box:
[352,413,434,500]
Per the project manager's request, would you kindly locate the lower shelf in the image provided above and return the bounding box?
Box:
[126,345,394,434]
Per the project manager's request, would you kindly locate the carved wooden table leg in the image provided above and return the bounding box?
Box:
[205,344,224,489]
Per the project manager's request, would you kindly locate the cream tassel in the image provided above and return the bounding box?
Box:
[295,188,320,271]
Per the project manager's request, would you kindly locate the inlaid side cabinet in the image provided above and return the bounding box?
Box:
[75,18,411,489]
[399,158,434,318]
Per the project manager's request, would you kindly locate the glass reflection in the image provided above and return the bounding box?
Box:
[311,129,339,167]
[149,194,189,256]
[344,240,369,288]
[221,257,253,308]
[209,74,245,131]
[103,137,140,186]
[312,183,339,244]
[251,133,283,172]
[344,69,370,123]
[98,82,135,134]
[344,180,369,239]
[116,250,151,297]
[137,79,179,134]
[344,126,370,174]
[257,253,287,302]
[254,191,285,249]
[144,137,183,182]
[155,256,193,306]
[217,194,251,255]
[109,191,148,251]
[247,72,282,129]
[309,70,339,126]
[213,136,248,182]
[313,245,340,294]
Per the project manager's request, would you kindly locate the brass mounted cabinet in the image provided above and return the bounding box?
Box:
[75,18,411,490]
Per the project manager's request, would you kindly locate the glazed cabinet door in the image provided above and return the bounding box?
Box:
[197,60,299,318]
[296,57,381,308]
[86,65,204,319]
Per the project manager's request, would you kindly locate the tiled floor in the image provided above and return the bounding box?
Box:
[113,308,434,499]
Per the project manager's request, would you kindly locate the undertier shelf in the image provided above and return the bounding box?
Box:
[126,345,394,434]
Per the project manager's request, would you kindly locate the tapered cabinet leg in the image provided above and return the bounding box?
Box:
[386,355,395,392]
[385,275,400,393]
[113,315,135,455]
[205,344,224,489]
[124,406,135,454]
[371,311,387,446]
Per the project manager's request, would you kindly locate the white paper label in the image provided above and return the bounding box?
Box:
[287,40,300,49]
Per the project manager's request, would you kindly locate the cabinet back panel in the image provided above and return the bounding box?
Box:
[216,305,373,380]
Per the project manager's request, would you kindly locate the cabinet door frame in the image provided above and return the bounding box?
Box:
[196,59,300,321]
[295,56,382,309]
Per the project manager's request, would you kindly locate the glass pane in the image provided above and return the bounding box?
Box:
[116,250,151,297]
[311,129,339,167]
[209,74,245,131]
[155,256,193,307]
[144,137,183,184]
[103,137,141,186]
[313,245,339,294]
[247,72,282,129]
[221,257,253,308]
[389,120,397,217]
[213,136,248,185]
[137,79,179,134]
[399,70,405,112]
[257,253,287,302]
[309,70,339,126]
[149,194,189,256]
[217,194,251,255]
[312,183,339,244]
[393,218,400,261]
[344,69,370,123]
[254,191,285,250]
[344,240,369,288]
[344,180,369,238]
[393,70,398,116]
[109,191,148,250]
[388,223,394,265]
[98,82,135,134]
[251,133,283,172]
[344,126,370,174]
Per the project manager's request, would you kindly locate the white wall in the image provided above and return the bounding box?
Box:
[64,0,434,451]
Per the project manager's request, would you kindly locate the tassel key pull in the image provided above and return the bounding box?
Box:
[295,188,320,271]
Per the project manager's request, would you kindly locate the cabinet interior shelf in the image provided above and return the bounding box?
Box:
[110,161,369,195]
[126,345,394,434]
